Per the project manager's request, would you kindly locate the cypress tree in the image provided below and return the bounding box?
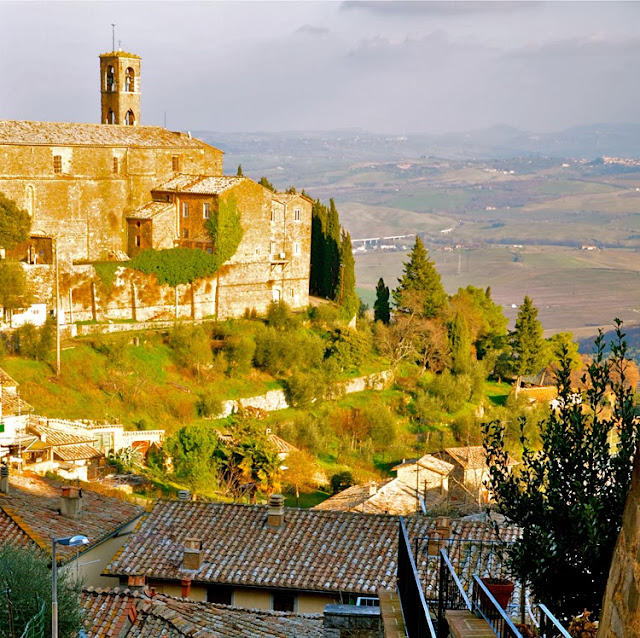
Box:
[326,199,342,300]
[374,278,391,324]
[338,230,358,317]
[448,312,472,374]
[309,200,327,297]
[393,236,447,318]
[236,164,243,177]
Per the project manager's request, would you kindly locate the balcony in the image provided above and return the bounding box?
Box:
[396,518,571,638]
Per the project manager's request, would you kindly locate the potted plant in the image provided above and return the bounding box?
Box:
[479,576,515,610]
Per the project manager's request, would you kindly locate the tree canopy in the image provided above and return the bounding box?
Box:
[0,260,32,313]
[0,192,31,249]
[0,544,82,638]
[483,321,639,619]
[393,237,447,318]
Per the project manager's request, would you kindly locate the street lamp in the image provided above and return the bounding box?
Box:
[51,535,89,638]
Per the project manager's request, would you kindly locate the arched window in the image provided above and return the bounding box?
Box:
[25,185,35,217]
[107,109,115,125]
[125,110,135,126]
[106,65,116,92]
[125,67,135,92]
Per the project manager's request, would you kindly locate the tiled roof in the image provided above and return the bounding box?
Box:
[392,454,454,476]
[126,201,175,220]
[54,443,104,461]
[269,433,297,455]
[99,50,141,59]
[314,479,445,516]
[0,509,33,549]
[442,446,488,469]
[0,472,143,562]
[0,120,212,149]
[0,368,18,388]
[81,588,323,638]
[29,424,97,448]
[272,192,314,205]
[153,175,244,195]
[1,389,33,416]
[106,501,519,598]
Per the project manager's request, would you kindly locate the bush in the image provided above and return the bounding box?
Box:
[168,323,212,375]
[308,303,338,326]
[9,319,55,361]
[254,326,324,376]
[364,402,398,450]
[330,470,354,494]
[223,333,256,376]
[285,371,324,408]
[326,328,372,372]
[429,370,471,413]
[197,387,224,418]
[266,300,294,330]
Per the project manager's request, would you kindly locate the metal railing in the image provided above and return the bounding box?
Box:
[437,549,471,638]
[20,601,45,638]
[397,518,437,638]
[472,575,523,638]
[532,604,573,638]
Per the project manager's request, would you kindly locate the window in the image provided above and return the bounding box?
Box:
[125,110,135,126]
[255,247,261,256]
[106,109,115,125]
[172,156,180,172]
[0,423,4,434]
[113,157,119,174]
[105,65,116,92]
[206,246,213,254]
[203,203,210,219]
[293,242,300,256]
[182,203,189,218]
[270,242,276,255]
[270,209,276,222]
[290,289,294,298]
[272,591,295,612]
[53,155,62,174]
[294,208,301,221]
[135,236,141,247]
[125,67,135,92]
[206,585,233,605]
[182,228,189,239]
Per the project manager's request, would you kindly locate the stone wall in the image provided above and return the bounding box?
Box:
[323,605,383,638]
[597,456,640,637]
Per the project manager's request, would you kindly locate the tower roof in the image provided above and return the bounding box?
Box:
[99,51,141,59]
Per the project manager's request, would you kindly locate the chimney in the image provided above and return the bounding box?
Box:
[60,487,82,519]
[127,575,146,589]
[267,493,285,528]
[181,578,191,598]
[435,515,451,541]
[182,537,202,570]
[0,464,9,494]
[368,481,377,496]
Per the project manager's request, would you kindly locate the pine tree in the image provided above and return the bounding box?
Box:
[393,237,447,318]
[236,164,243,177]
[374,278,390,324]
[448,312,472,374]
[510,295,547,380]
[258,176,274,192]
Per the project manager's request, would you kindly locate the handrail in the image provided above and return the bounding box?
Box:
[537,604,572,638]
[440,549,471,610]
[473,575,523,638]
[397,517,437,638]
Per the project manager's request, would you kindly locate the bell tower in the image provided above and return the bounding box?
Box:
[99,50,141,126]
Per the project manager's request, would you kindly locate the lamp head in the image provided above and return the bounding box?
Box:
[55,535,89,547]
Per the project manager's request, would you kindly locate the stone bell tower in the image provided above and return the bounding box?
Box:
[99,50,141,126]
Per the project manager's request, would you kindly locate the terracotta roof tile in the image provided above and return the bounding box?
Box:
[54,443,104,461]
[29,424,97,448]
[0,120,212,149]
[153,175,244,195]
[81,587,324,638]
[126,201,175,220]
[0,472,143,562]
[0,368,18,388]
[105,501,518,596]
[1,389,33,416]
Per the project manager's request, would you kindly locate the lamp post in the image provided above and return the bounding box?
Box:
[51,535,89,638]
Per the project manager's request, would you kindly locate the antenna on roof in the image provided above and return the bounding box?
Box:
[111,23,116,52]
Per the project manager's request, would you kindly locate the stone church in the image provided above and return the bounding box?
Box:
[0,50,311,321]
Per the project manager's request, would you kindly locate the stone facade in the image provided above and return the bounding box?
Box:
[598,457,640,637]
[0,50,312,319]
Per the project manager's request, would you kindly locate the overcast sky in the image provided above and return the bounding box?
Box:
[1,1,638,134]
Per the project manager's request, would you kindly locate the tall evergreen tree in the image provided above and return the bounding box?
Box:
[236,164,243,176]
[374,278,391,324]
[448,312,472,374]
[338,230,358,317]
[326,199,342,300]
[258,176,275,191]
[309,199,327,297]
[393,236,448,318]
[510,295,547,384]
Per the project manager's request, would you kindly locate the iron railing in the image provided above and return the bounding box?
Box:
[472,575,523,638]
[531,603,573,638]
[436,549,471,638]
[397,518,437,638]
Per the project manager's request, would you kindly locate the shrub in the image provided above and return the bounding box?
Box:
[330,470,354,494]
[197,387,224,418]
[223,333,255,376]
[168,324,212,375]
[266,300,294,330]
[429,370,471,413]
[285,371,324,408]
[326,328,372,372]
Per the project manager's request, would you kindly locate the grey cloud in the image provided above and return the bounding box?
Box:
[341,1,540,16]
[295,24,330,36]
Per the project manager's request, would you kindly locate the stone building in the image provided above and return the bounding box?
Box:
[0,50,311,320]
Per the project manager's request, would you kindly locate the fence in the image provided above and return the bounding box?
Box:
[19,601,45,638]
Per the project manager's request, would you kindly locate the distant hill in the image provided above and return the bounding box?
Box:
[195,123,640,186]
